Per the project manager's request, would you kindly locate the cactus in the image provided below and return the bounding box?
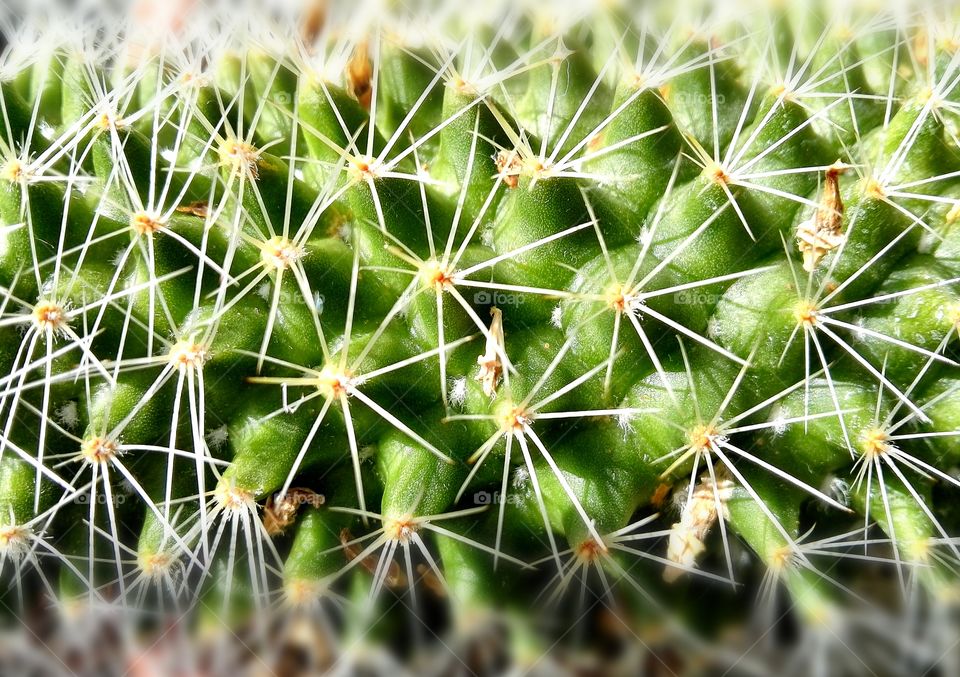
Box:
[2,0,960,673]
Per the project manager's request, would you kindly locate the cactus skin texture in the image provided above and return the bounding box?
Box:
[4,0,960,674]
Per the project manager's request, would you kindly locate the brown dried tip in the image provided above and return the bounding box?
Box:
[263,488,325,536]
[346,40,373,110]
[300,0,326,47]
[175,201,210,218]
[340,528,406,587]
[475,307,505,397]
[495,149,522,188]
[650,482,672,509]
[797,161,847,273]
[663,467,734,583]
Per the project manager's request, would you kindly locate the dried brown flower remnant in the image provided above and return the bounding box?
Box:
[300,0,326,46]
[797,161,847,272]
[664,467,734,583]
[340,528,406,587]
[175,201,210,218]
[264,488,325,536]
[495,149,522,188]
[476,307,505,397]
[650,482,672,508]
[347,40,373,109]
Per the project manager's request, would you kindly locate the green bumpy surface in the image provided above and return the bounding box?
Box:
[3,0,960,669]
